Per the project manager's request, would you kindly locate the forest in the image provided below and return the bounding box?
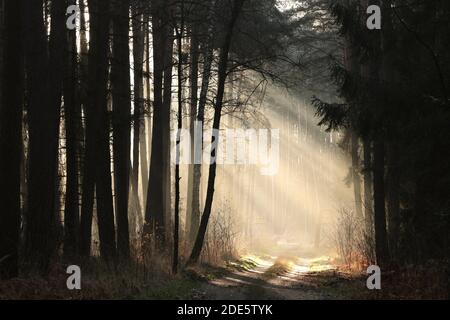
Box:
[0,0,449,300]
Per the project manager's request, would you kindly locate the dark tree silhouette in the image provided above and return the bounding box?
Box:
[188,0,246,265]
[86,0,116,261]
[112,0,132,260]
[63,0,82,258]
[24,0,64,273]
[0,0,23,279]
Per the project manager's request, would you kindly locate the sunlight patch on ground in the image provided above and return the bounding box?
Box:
[291,255,336,274]
[308,255,336,272]
[211,253,338,290]
[238,254,337,274]
[309,264,335,272]
[240,254,275,268]
[292,264,310,273]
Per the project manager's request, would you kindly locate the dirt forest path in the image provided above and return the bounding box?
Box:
[197,254,366,300]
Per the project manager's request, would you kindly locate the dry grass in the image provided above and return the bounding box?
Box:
[261,258,293,280]
[0,258,201,300]
[356,260,450,300]
[201,203,240,265]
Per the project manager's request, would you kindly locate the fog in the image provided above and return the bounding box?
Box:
[173,82,354,260]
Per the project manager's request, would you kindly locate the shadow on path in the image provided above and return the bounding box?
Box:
[199,255,365,300]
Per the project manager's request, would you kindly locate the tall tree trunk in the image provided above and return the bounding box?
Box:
[145,0,174,250]
[137,5,148,213]
[162,22,174,245]
[77,0,88,255]
[351,132,363,218]
[174,3,185,273]
[187,0,245,265]
[386,141,400,260]
[78,0,88,158]
[185,27,199,246]
[363,137,373,230]
[63,0,81,258]
[360,0,373,232]
[87,0,116,261]
[133,1,146,234]
[79,0,96,257]
[381,0,400,262]
[25,0,63,273]
[139,123,149,211]
[0,0,23,279]
[139,121,149,212]
[190,0,217,246]
[343,8,363,220]
[112,0,131,260]
[373,138,389,267]
[79,129,95,257]
[79,0,89,104]
[145,0,168,249]
[0,0,4,108]
[142,11,151,208]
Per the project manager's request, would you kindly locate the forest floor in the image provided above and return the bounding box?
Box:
[188,253,368,300]
[188,248,449,300]
[0,248,447,299]
[0,253,368,300]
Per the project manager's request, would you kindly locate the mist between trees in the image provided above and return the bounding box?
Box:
[0,0,449,300]
[171,123,279,172]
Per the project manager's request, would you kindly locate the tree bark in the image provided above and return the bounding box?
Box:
[143,11,151,207]
[87,0,116,261]
[162,19,174,246]
[190,0,217,247]
[77,0,90,256]
[131,1,145,244]
[174,2,185,273]
[25,0,63,273]
[185,27,199,246]
[79,0,95,257]
[343,7,363,220]
[373,137,389,267]
[0,0,23,279]
[145,0,173,250]
[386,141,400,260]
[0,0,4,110]
[187,0,245,265]
[112,0,131,260]
[381,0,400,262]
[351,132,363,218]
[363,137,373,230]
[145,0,166,249]
[63,0,81,258]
